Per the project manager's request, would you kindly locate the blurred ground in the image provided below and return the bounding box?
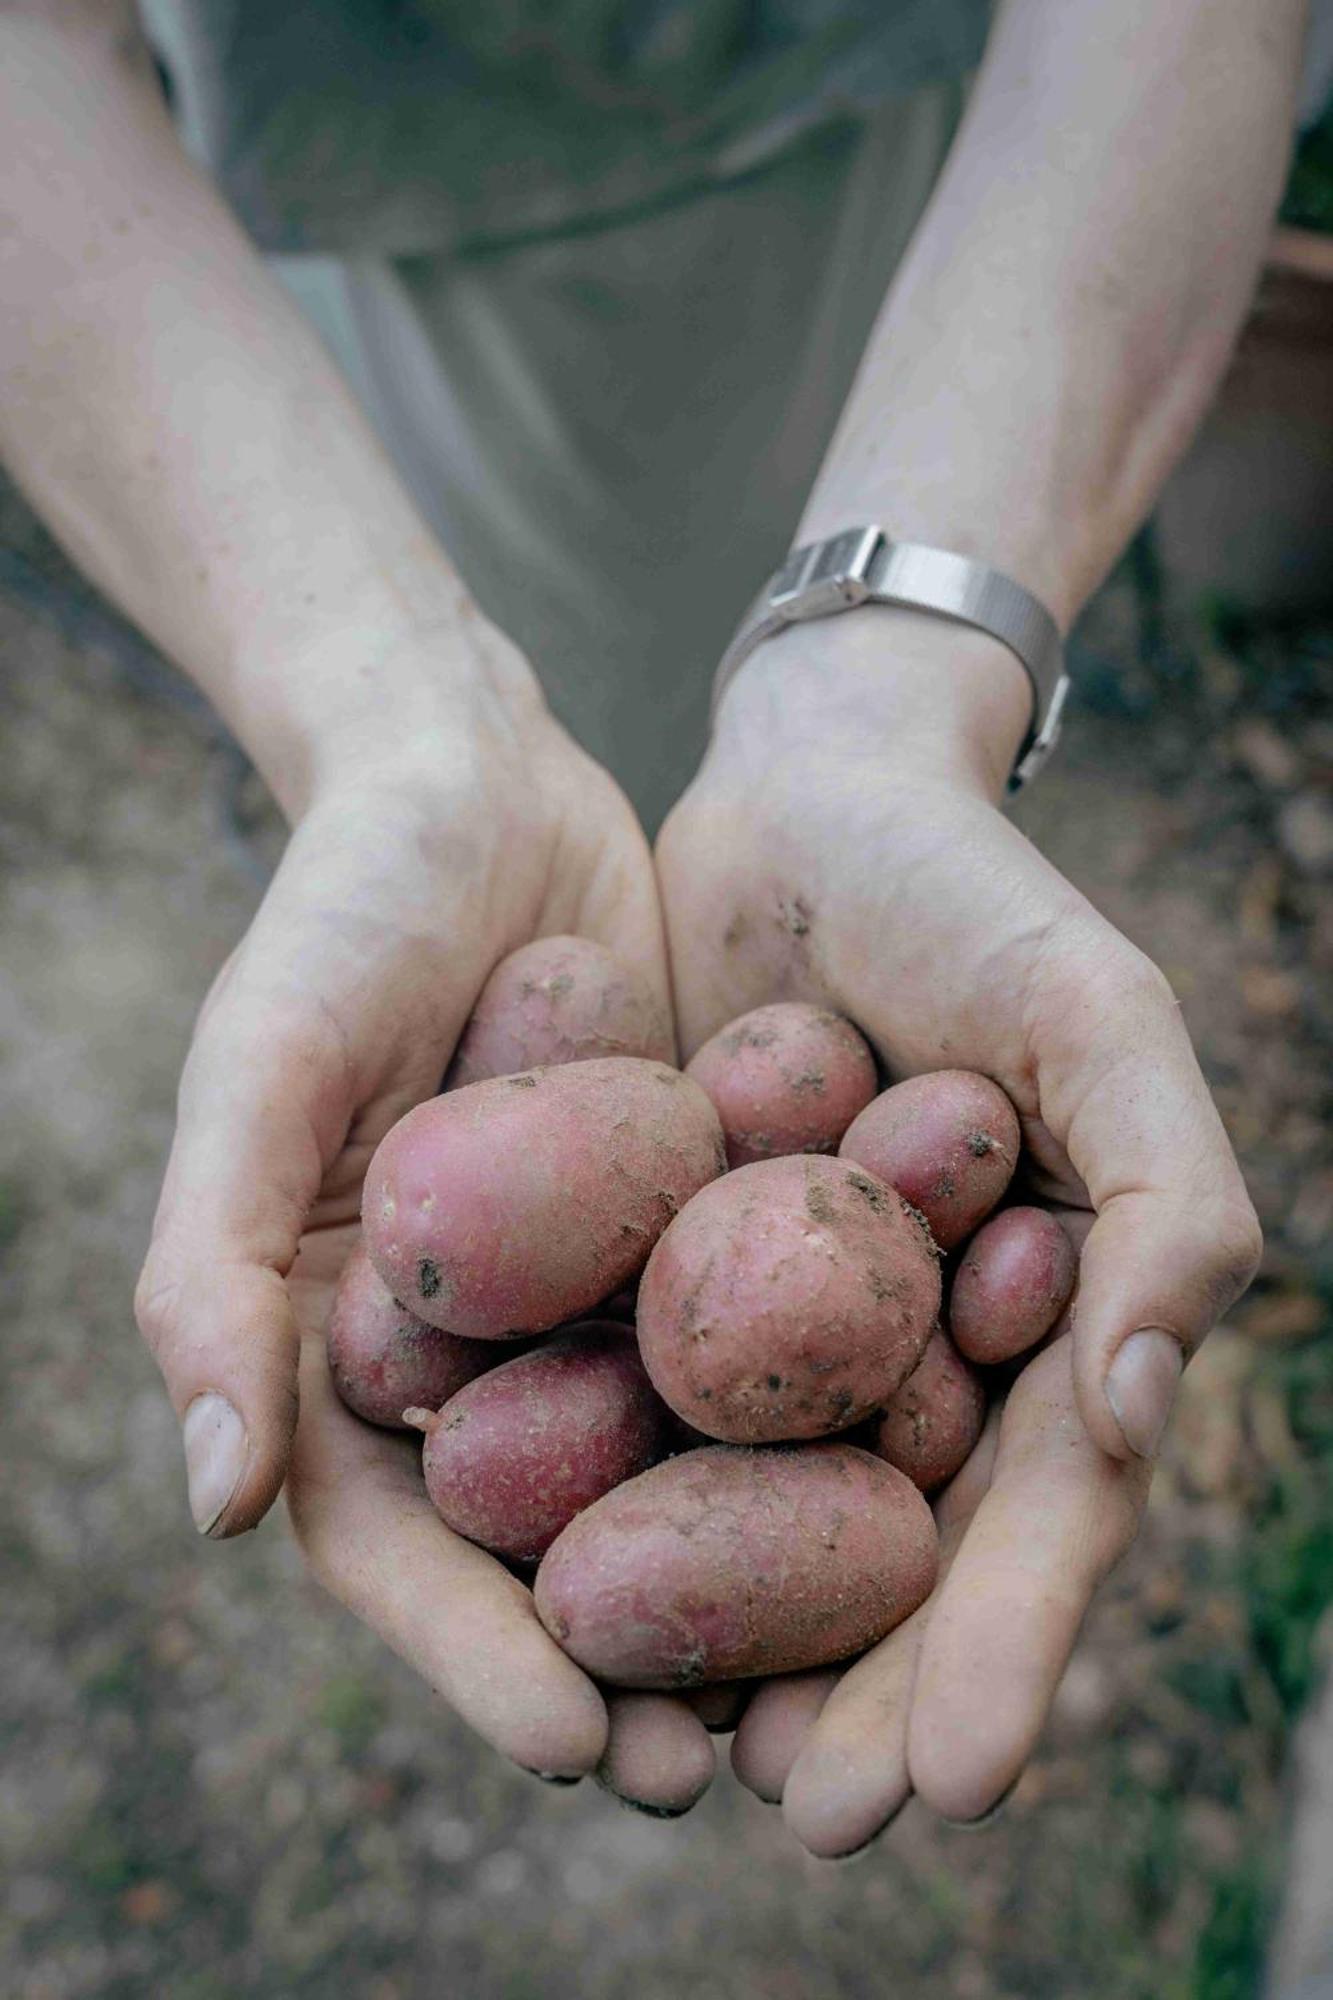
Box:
[1,485,1331,2000]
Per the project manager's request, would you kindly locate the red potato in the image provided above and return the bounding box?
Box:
[636,1155,940,1444]
[949,1205,1077,1364]
[326,1242,501,1428]
[685,1002,877,1168]
[839,1070,1019,1250]
[868,1325,986,1493]
[447,935,673,1088]
[685,1683,753,1734]
[363,1058,726,1336]
[534,1443,939,1688]
[406,1324,671,1563]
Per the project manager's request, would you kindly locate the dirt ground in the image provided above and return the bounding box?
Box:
[2,481,1331,2000]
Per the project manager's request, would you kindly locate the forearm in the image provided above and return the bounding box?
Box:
[781,0,1306,775]
[0,7,528,813]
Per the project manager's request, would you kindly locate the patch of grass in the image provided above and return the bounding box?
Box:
[1282,98,1333,235]
[0,1175,26,1255]
[1191,1864,1270,2000]
[1245,1333,1333,1717]
[1179,1319,1333,1994]
[317,1671,386,1757]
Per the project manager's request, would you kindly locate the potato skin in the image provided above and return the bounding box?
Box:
[534,1443,939,1688]
[868,1325,986,1493]
[363,1058,726,1336]
[447,935,673,1088]
[413,1324,671,1563]
[326,1243,500,1428]
[949,1205,1077,1364]
[685,1003,877,1169]
[637,1155,940,1443]
[839,1070,1019,1251]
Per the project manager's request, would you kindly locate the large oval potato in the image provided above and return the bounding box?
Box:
[534,1443,939,1687]
[685,1002,877,1168]
[447,935,673,1088]
[636,1155,940,1443]
[363,1058,726,1336]
[839,1070,1019,1250]
[408,1324,671,1563]
[949,1205,1077,1364]
[326,1242,502,1428]
[868,1325,986,1493]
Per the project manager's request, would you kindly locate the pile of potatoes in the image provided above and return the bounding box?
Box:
[330,936,1076,1698]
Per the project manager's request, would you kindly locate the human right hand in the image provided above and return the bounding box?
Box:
[133,620,716,1804]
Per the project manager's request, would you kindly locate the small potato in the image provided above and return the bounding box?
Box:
[363,1058,726,1336]
[868,1326,986,1493]
[685,1683,753,1734]
[685,1002,877,1168]
[407,1324,670,1563]
[534,1443,938,1688]
[949,1205,1077,1364]
[447,935,673,1088]
[326,1243,500,1428]
[839,1070,1019,1250]
[637,1155,940,1443]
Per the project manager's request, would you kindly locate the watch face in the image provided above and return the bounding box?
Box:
[772,528,883,618]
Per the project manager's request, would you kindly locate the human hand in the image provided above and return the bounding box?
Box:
[656,613,1261,1847]
[135,622,715,1803]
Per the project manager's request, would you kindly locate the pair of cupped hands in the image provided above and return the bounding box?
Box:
[134,605,1261,1857]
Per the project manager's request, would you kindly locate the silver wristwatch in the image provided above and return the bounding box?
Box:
[712,527,1069,790]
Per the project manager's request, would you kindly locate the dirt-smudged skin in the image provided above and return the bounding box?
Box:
[867,1325,986,1493]
[533,1443,939,1688]
[409,1324,673,1563]
[636,1155,941,1443]
[446,935,674,1088]
[362,1057,727,1336]
[326,1243,502,1428]
[949,1205,1078,1364]
[839,1070,1020,1251]
[685,1002,877,1169]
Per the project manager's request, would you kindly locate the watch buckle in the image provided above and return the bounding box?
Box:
[771,527,885,621]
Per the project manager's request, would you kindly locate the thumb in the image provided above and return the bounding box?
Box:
[1037,939,1262,1462]
[135,982,349,1535]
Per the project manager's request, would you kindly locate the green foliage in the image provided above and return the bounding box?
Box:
[1244,1333,1333,1716]
[1190,1865,1270,2000]
[1282,98,1333,234]
[316,1671,386,1756]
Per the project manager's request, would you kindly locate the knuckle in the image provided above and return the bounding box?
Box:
[133,1246,183,1354]
[1199,1194,1264,1304]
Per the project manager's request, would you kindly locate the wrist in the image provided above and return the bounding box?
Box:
[710,606,1035,802]
[226,596,546,821]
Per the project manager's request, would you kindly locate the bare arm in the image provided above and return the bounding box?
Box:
[0,0,528,812]
[0,3,713,1808]
[664,0,1304,1846]
[784,0,1308,780]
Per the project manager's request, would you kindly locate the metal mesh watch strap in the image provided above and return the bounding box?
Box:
[712,527,1070,790]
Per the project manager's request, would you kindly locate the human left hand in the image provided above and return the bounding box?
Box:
[655,614,1261,1852]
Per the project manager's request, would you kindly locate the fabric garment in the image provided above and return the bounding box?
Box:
[140,1,974,820]
[141,0,975,820]
[140,1,988,254]
[290,91,963,824]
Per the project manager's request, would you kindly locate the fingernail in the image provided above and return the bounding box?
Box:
[525,1771,582,1788]
[824,1805,907,1862]
[183,1393,248,1535]
[1106,1330,1184,1459]
[943,1777,1020,1831]
[609,1796,690,1819]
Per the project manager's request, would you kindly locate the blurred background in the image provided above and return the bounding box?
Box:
[2,76,1333,2000]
